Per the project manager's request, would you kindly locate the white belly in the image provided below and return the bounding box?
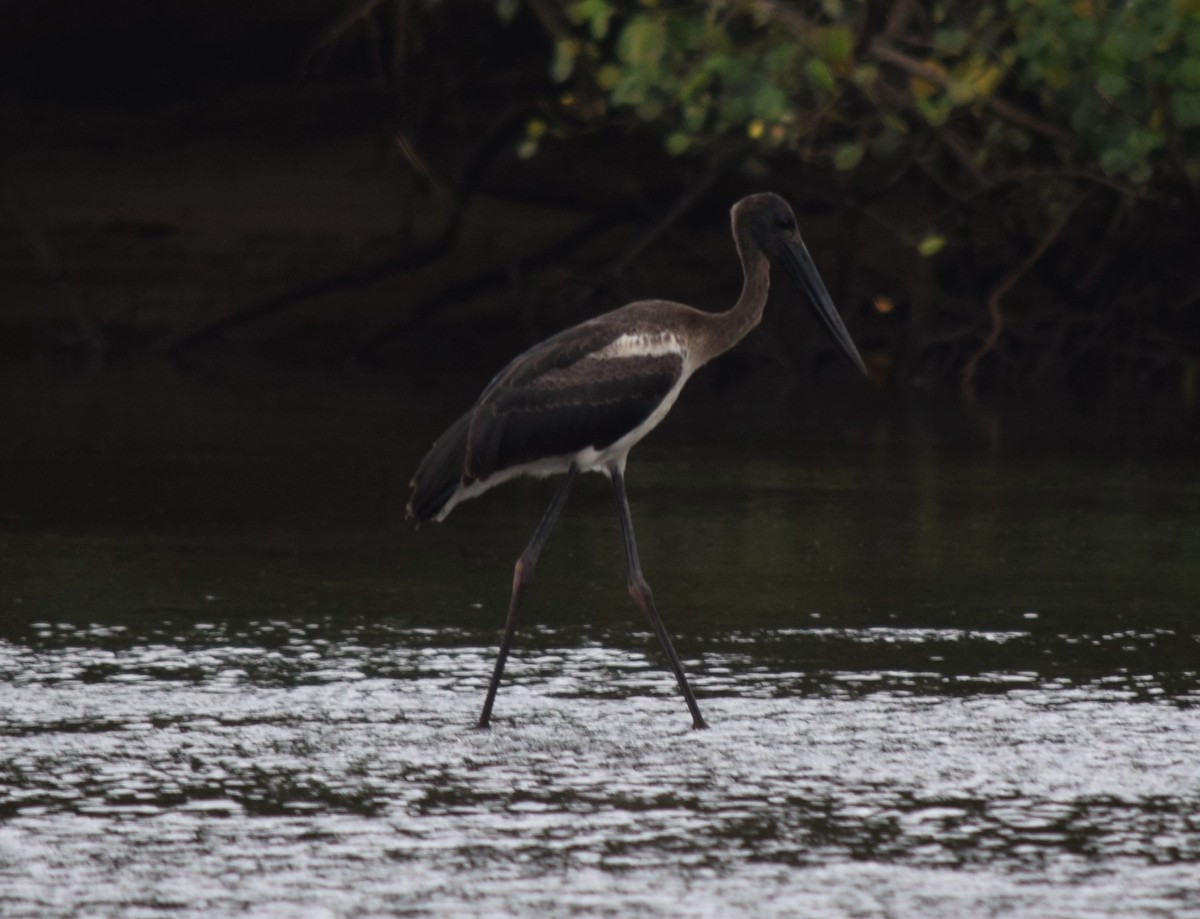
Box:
[573,370,690,473]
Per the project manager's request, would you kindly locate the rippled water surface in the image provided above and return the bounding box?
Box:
[2,393,1198,918]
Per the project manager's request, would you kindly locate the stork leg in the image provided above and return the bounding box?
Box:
[610,465,708,730]
[476,465,579,729]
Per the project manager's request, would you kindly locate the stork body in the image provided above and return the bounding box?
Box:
[408,193,866,729]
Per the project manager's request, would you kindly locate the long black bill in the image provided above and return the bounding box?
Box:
[783,239,867,375]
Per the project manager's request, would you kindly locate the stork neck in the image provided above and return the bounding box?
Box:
[704,239,771,360]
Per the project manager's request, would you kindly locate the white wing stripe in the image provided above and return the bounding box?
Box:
[591,331,686,360]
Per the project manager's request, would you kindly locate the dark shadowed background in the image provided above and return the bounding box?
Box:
[3,0,1199,456]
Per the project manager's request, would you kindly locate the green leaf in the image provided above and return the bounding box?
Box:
[1126,128,1165,155]
[618,15,667,70]
[550,39,579,83]
[1099,146,1133,175]
[851,63,879,89]
[946,78,976,105]
[683,100,709,132]
[704,53,735,78]
[934,27,970,55]
[665,132,692,155]
[752,85,788,120]
[817,26,854,65]
[1064,17,1097,47]
[495,0,520,23]
[1096,71,1127,96]
[806,58,835,92]
[1172,90,1200,127]
[596,63,621,90]
[569,0,614,38]
[833,142,864,171]
[1114,29,1153,62]
[915,94,951,127]
[516,137,540,160]
[917,234,946,257]
[1176,57,1200,91]
[611,72,647,107]
[765,43,800,75]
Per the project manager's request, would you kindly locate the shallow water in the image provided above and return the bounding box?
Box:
[2,408,1199,918]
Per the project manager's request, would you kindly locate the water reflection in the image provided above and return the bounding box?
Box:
[2,438,1199,917]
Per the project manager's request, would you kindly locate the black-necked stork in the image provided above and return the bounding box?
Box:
[408,192,866,730]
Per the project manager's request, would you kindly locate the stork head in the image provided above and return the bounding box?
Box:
[733,193,867,376]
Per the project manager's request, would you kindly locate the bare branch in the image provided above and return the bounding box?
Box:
[867,39,1067,141]
[300,0,388,76]
[961,193,1086,400]
[1,177,105,371]
[747,2,1067,142]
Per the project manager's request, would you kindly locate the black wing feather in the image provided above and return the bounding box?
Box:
[466,352,682,480]
[407,410,471,522]
[476,318,617,400]
[409,310,688,521]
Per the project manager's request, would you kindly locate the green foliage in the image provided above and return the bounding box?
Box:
[560,0,852,154]
[1008,0,1200,183]
[523,0,1200,191]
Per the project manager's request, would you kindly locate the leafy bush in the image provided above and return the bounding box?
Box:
[524,0,1200,189]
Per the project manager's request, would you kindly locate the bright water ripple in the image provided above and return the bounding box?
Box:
[1,621,1197,918]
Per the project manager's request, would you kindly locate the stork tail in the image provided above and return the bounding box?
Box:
[408,412,470,522]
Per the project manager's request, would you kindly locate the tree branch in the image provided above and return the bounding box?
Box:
[747,1,1067,142]
[866,39,1067,141]
[1,177,105,371]
[960,193,1086,400]
[164,106,530,358]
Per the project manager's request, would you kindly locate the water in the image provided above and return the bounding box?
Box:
[2,386,1199,917]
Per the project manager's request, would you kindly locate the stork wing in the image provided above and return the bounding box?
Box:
[465,321,684,482]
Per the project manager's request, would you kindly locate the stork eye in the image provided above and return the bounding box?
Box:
[773,215,795,230]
